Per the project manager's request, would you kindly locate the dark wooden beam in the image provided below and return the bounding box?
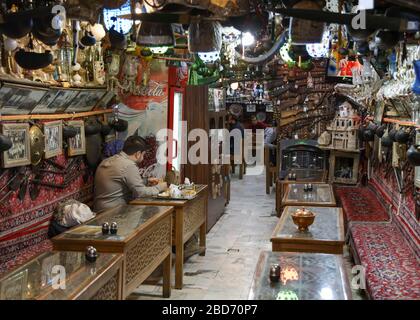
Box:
[383,0,420,12]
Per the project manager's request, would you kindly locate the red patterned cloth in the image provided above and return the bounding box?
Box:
[0,239,52,277]
[335,186,389,222]
[350,223,420,300]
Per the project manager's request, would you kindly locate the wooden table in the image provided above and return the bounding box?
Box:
[248,251,352,300]
[271,206,345,254]
[52,205,173,298]
[281,183,336,208]
[0,251,123,300]
[130,185,208,289]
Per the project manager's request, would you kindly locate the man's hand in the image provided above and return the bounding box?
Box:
[147,177,160,186]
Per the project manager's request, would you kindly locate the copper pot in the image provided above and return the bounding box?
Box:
[291,207,315,231]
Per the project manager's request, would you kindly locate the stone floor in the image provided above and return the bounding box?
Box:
[128,166,365,300]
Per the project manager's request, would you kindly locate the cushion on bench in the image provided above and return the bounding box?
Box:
[0,239,52,277]
[350,223,420,300]
[335,186,389,222]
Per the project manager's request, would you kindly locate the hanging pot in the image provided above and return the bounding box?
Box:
[80,31,96,47]
[110,119,128,132]
[0,17,33,39]
[100,123,112,136]
[407,145,420,166]
[86,134,102,169]
[14,49,53,70]
[363,129,375,141]
[85,120,102,136]
[367,122,378,132]
[388,128,397,142]
[0,135,13,152]
[63,125,78,139]
[33,14,62,46]
[346,25,375,42]
[395,128,410,144]
[375,124,386,138]
[381,135,393,147]
[109,26,127,50]
[375,30,400,50]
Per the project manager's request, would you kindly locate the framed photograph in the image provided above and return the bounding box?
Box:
[44,120,63,159]
[0,83,47,115]
[96,91,116,109]
[46,89,79,113]
[67,120,86,156]
[213,88,226,112]
[266,103,274,112]
[374,100,385,124]
[0,269,28,300]
[31,89,60,114]
[2,123,31,168]
[65,89,106,113]
[246,104,256,112]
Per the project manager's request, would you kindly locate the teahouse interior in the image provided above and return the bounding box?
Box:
[0,0,419,301]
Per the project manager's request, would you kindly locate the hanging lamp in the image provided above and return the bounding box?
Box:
[188,21,222,53]
[136,21,174,54]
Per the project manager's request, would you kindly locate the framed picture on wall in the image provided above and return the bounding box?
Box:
[213,88,226,112]
[1,123,31,168]
[266,103,274,112]
[67,120,86,156]
[247,104,256,112]
[0,83,47,115]
[44,120,63,159]
[373,100,385,124]
[46,89,79,113]
[31,89,60,114]
[65,89,106,113]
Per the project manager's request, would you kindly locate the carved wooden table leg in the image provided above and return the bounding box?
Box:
[162,253,171,298]
[175,207,184,290]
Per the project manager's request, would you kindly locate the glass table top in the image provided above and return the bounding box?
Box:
[248,251,351,300]
[0,251,120,300]
[273,206,344,242]
[57,205,171,241]
[284,183,334,204]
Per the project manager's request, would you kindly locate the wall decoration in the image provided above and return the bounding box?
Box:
[329,150,359,184]
[44,121,63,159]
[65,89,106,113]
[247,104,256,112]
[0,269,28,299]
[1,123,31,168]
[266,103,274,112]
[31,89,60,114]
[0,83,47,115]
[46,89,79,113]
[67,120,86,156]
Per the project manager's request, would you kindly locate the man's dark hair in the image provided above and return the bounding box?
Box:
[122,136,151,155]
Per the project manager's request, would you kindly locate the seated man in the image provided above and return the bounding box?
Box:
[94,136,168,212]
[264,120,278,166]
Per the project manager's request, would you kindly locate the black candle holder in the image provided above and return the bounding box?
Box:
[85,246,98,263]
[110,222,118,235]
[269,264,281,282]
[102,222,110,235]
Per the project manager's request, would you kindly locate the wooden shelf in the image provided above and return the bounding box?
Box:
[0,109,113,121]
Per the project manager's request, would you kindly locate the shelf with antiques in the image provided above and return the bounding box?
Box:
[271,206,345,254]
[51,205,173,298]
[0,251,123,300]
[130,184,208,290]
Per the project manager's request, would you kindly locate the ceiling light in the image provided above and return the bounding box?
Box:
[149,46,170,54]
[137,22,174,48]
[306,29,330,58]
[280,40,293,63]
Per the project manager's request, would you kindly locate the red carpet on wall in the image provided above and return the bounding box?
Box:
[335,186,389,222]
[350,223,420,300]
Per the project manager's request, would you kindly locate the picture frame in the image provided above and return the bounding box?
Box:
[31,89,60,114]
[246,104,256,112]
[266,103,274,112]
[0,269,28,300]
[0,83,47,115]
[65,89,106,113]
[1,123,31,168]
[44,120,63,159]
[213,88,226,112]
[46,89,79,113]
[67,120,86,156]
[373,100,385,124]
[329,150,359,184]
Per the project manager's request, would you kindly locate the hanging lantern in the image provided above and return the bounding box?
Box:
[188,21,222,53]
[136,21,174,54]
[197,51,220,64]
[306,29,330,58]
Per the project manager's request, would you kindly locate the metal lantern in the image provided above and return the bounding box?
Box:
[188,21,222,53]
[136,21,174,48]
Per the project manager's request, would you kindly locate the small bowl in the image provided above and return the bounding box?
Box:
[291,208,315,231]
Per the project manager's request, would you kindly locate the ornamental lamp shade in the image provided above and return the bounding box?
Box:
[136,21,175,48]
[188,21,222,53]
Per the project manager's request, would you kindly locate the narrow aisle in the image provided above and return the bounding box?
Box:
[131,167,278,299]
